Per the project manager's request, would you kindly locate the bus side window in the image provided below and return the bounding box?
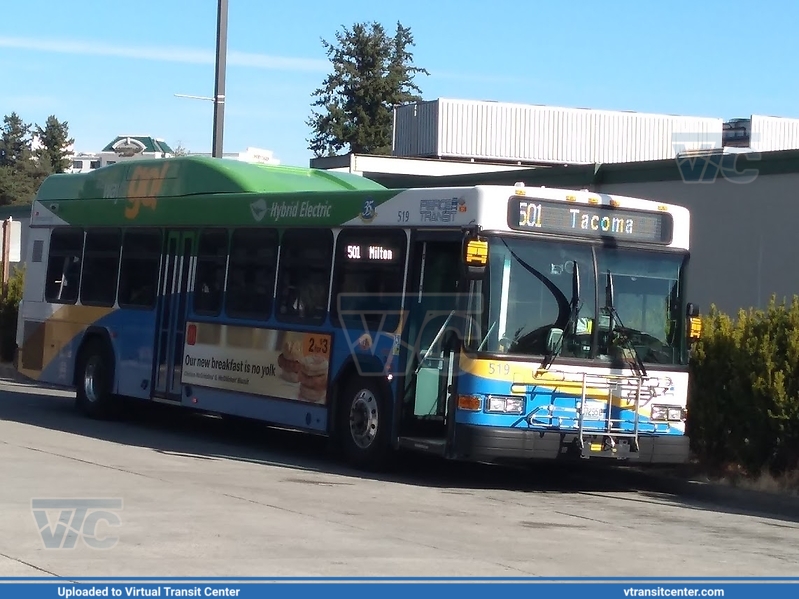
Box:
[276,229,333,325]
[225,228,278,320]
[44,227,85,304]
[117,229,162,309]
[79,228,122,307]
[193,228,229,316]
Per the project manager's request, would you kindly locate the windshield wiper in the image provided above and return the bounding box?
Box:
[604,270,647,377]
[539,262,581,371]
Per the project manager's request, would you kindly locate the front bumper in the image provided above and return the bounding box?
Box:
[452,423,691,465]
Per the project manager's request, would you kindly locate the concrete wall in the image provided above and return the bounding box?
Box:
[597,172,799,316]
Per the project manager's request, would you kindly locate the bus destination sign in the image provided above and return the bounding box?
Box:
[508,197,673,244]
[345,243,400,263]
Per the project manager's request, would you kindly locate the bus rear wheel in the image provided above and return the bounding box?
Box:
[337,377,391,471]
[75,338,118,420]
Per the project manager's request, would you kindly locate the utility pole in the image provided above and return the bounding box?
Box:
[212,0,228,158]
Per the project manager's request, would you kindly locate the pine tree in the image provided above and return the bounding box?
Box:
[35,115,74,174]
[0,112,33,168]
[0,113,50,205]
[307,21,429,157]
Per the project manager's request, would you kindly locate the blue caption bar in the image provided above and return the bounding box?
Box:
[0,581,798,599]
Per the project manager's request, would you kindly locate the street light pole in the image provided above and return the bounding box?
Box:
[212,0,228,158]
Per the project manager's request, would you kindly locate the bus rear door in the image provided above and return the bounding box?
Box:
[152,229,196,402]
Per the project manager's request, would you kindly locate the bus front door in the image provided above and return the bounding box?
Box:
[153,230,196,401]
[400,235,463,440]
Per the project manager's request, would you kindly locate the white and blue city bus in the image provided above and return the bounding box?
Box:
[15,158,702,470]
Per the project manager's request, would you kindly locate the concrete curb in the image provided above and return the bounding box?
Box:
[627,466,799,519]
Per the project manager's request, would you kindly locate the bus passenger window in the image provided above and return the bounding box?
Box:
[193,228,229,316]
[331,229,407,332]
[80,228,122,307]
[225,228,278,320]
[44,228,85,304]
[117,229,162,309]
[276,229,333,325]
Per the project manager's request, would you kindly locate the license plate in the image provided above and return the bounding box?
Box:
[582,401,605,420]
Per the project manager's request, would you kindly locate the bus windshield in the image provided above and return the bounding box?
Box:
[465,235,688,366]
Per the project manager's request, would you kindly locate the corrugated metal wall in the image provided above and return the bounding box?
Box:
[392,101,440,157]
[393,99,724,164]
[750,115,799,152]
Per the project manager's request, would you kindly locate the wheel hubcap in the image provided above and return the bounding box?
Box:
[349,389,378,449]
[84,358,100,403]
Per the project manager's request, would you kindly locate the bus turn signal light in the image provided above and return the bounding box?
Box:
[457,395,481,411]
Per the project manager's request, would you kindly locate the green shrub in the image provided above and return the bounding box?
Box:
[0,265,25,362]
[688,295,799,477]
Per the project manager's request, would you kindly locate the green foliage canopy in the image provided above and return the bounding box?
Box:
[688,296,799,477]
[307,21,429,158]
[0,112,73,206]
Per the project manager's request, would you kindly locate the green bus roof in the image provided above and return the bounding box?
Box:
[35,155,386,203]
[29,155,405,228]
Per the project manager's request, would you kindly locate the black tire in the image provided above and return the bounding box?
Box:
[75,338,119,420]
[336,376,393,471]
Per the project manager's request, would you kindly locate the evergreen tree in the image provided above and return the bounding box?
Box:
[0,112,33,168]
[307,21,429,157]
[35,115,74,174]
[0,112,50,206]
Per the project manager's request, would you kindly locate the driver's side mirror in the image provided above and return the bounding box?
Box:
[546,327,564,354]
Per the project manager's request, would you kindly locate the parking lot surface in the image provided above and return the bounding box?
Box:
[1,377,798,578]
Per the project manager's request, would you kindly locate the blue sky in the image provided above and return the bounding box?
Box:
[1,0,797,168]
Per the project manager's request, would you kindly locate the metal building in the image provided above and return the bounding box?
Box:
[308,99,799,317]
[392,98,725,164]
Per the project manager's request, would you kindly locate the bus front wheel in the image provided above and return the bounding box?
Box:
[337,376,391,471]
[75,338,118,420]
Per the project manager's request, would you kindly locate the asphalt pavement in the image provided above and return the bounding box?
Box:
[1,375,798,578]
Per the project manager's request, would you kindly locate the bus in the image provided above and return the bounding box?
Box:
[14,155,702,470]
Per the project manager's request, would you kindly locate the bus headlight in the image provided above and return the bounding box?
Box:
[487,395,524,414]
[651,404,685,422]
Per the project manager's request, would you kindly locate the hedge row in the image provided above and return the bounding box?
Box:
[687,296,799,477]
